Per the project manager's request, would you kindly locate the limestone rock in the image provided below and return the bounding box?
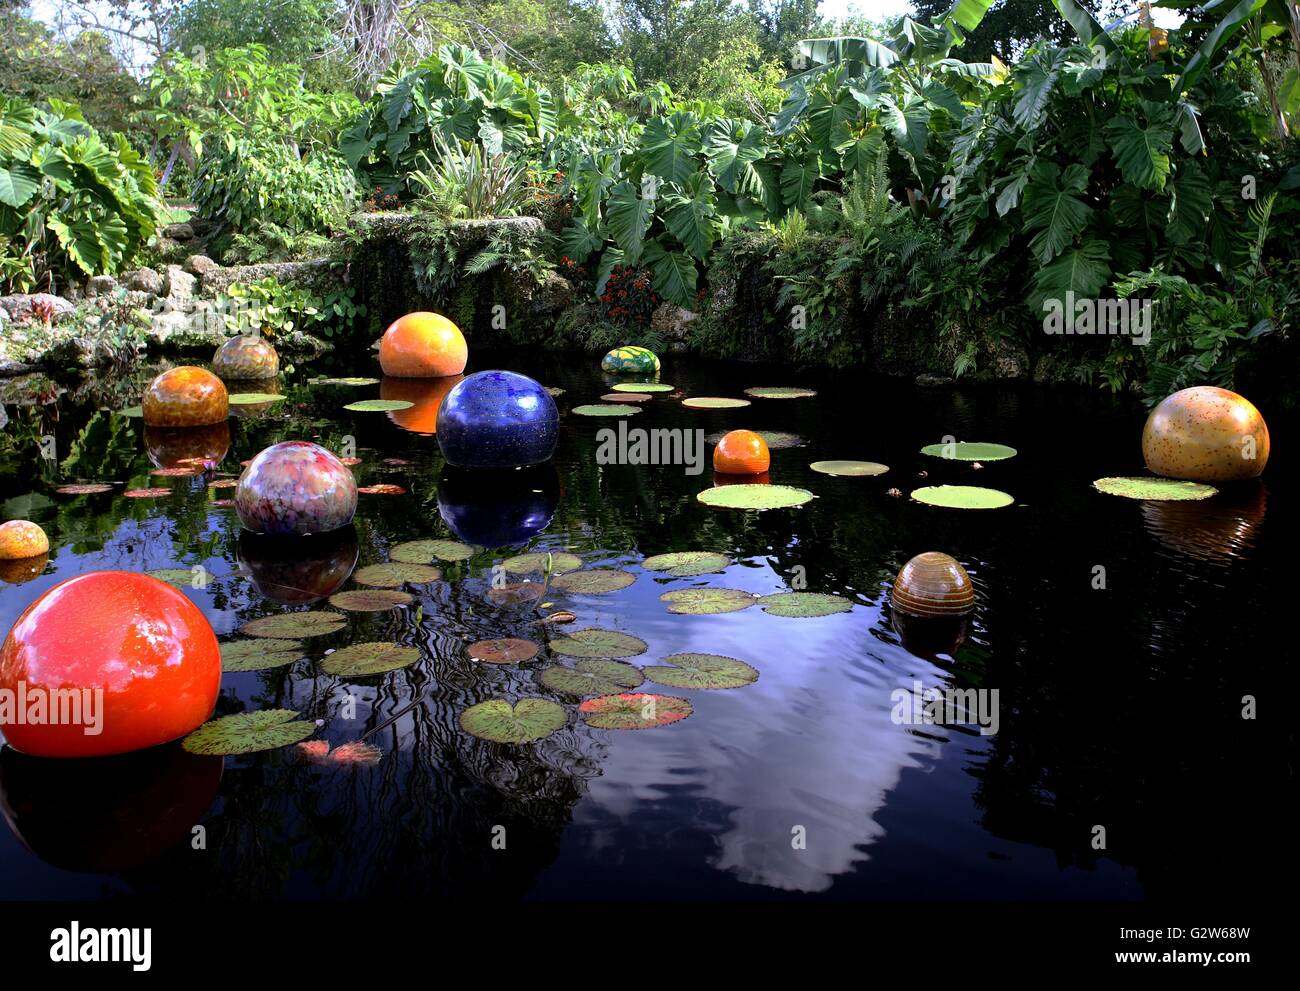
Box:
[162,265,197,311]
[184,254,220,279]
[163,222,195,241]
[127,267,163,295]
[0,293,76,323]
[86,275,118,298]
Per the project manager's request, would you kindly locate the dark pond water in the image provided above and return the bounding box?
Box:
[0,349,1290,901]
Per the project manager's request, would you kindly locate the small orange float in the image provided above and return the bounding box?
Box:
[378,312,468,378]
[142,366,228,427]
[0,520,48,560]
[712,430,771,475]
[1142,386,1270,482]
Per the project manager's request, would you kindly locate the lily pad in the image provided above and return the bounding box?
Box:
[392,538,476,563]
[1093,476,1218,501]
[572,404,640,417]
[541,659,644,696]
[502,551,584,575]
[697,484,816,510]
[54,483,115,495]
[227,392,287,405]
[321,641,420,676]
[182,709,316,756]
[240,610,346,638]
[641,551,731,577]
[659,587,757,614]
[123,488,172,498]
[810,460,889,477]
[459,698,566,744]
[344,399,413,412]
[579,693,692,730]
[682,397,750,409]
[119,405,143,418]
[328,589,412,611]
[317,377,381,386]
[147,567,213,589]
[612,382,673,393]
[486,581,544,605]
[208,478,238,489]
[468,638,541,664]
[644,653,758,689]
[544,386,566,397]
[911,485,1014,509]
[920,441,1018,461]
[743,387,817,399]
[551,628,648,658]
[601,392,651,402]
[221,638,307,672]
[353,562,442,587]
[756,591,853,617]
[551,569,636,594]
[357,484,406,495]
[151,466,203,477]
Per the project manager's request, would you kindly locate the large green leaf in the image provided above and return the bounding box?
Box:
[559,219,603,263]
[780,152,820,208]
[1021,162,1091,263]
[0,162,40,208]
[807,87,861,157]
[1013,49,1067,130]
[1176,0,1266,91]
[662,172,717,258]
[1031,238,1111,306]
[878,94,931,168]
[605,181,654,264]
[703,119,767,194]
[642,241,698,306]
[1104,114,1173,191]
[640,112,703,185]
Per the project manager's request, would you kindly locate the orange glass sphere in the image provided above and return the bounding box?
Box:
[380,373,463,434]
[211,335,279,380]
[892,552,976,618]
[378,312,468,378]
[142,366,228,427]
[1142,386,1270,482]
[713,430,770,475]
[0,571,221,758]
[0,520,48,560]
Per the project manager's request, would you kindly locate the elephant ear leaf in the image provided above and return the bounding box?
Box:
[0,161,40,208]
[780,152,820,209]
[1104,113,1173,191]
[1020,161,1091,263]
[703,119,767,195]
[1030,238,1111,310]
[559,219,603,263]
[642,241,698,307]
[640,111,702,185]
[662,172,717,259]
[605,180,654,265]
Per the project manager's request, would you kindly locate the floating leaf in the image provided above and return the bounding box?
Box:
[383,457,414,466]
[502,551,583,575]
[579,693,692,730]
[682,397,750,409]
[920,441,1018,461]
[551,569,636,594]
[240,610,346,638]
[743,387,816,399]
[392,538,476,563]
[541,659,644,696]
[659,587,757,614]
[644,653,758,689]
[354,562,442,587]
[468,638,541,664]
[221,638,307,672]
[339,457,363,466]
[697,484,815,510]
[544,386,565,397]
[329,589,412,611]
[1093,476,1217,501]
[612,382,673,393]
[641,551,730,577]
[572,404,640,417]
[182,709,316,755]
[538,610,577,625]
[119,405,143,418]
[208,478,238,489]
[810,460,889,477]
[486,581,543,605]
[757,592,853,617]
[322,641,420,675]
[601,392,651,402]
[123,487,171,498]
[147,567,212,589]
[317,377,380,386]
[54,483,114,495]
[911,485,1014,509]
[211,498,234,508]
[551,628,648,658]
[357,484,406,495]
[151,466,202,477]
[344,399,413,412]
[227,392,287,405]
[459,698,566,743]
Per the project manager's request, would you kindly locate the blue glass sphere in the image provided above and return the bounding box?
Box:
[436,370,559,468]
[437,465,558,547]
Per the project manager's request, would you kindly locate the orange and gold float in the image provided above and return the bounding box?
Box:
[211,335,279,381]
[891,552,976,618]
[0,571,221,758]
[378,312,468,378]
[379,374,464,434]
[0,520,49,561]
[1142,386,1270,482]
[142,366,228,427]
[712,429,771,475]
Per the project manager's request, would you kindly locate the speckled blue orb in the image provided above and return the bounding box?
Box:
[436,370,559,468]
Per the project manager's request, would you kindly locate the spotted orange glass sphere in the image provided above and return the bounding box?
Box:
[0,520,48,560]
[0,572,221,758]
[1142,386,1270,482]
[378,312,468,378]
[211,335,279,380]
[142,366,228,427]
[712,430,770,475]
[892,552,976,618]
[380,374,463,435]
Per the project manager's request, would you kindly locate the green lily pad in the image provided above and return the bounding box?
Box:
[809,460,889,477]
[743,387,817,399]
[911,485,1015,509]
[756,592,853,617]
[697,484,816,510]
[551,569,636,594]
[227,392,287,405]
[119,405,144,418]
[182,709,316,755]
[613,382,673,393]
[343,399,414,412]
[540,659,645,696]
[544,386,565,397]
[147,567,213,589]
[321,641,420,676]
[579,693,692,730]
[551,628,648,658]
[459,698,566,744]
[920,441,1018,461]
[682,397,750,409]
[502,551,584,575]
[659,587,757,614]
[240,610,346,638]
[1093,476,1218,501]
[353,562,442,587]
[221,638,307,672]
[328,589,413,611]
[391,538,477,563]
[641,551,731,577]
[572,404,641,417]
[644,653,758,689]
[316,377,381,386]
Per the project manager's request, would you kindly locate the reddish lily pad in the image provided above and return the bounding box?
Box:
[329,589,412,611]
[579,693,693,730]
[358,484,407,495]
[54,483,115,495]
[468,638,541,664]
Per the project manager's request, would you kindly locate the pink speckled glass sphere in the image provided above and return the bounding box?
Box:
[234,441,358,535]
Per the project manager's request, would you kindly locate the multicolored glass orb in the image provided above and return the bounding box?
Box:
[0,571,221,758]
[436,370,559,468]
[211,335,279,380]
[379,312,468,378]
[380,374,463,435]
[145,422,230,469]
[235,441,358,535]
[237,527,358,603]
[1142,386,1270,482]
[713,429,771,475]
[892,552,976,618]
[601,346,660,374]
[142,366,228,427]
[0,520,49,560]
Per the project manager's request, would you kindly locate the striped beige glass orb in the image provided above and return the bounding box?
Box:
[891,552,976,618]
